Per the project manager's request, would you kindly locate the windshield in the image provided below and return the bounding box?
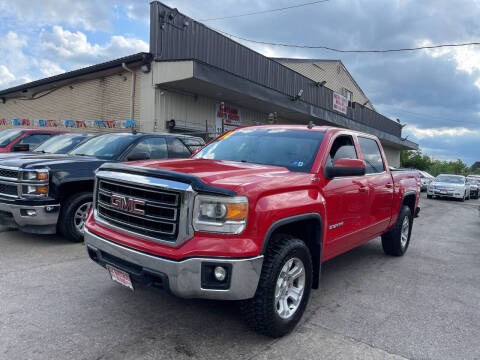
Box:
[435,176,464,184]
[34,134,90,154]
[69,134,138,160]
[0,129,24,147]
[194,128,325,173]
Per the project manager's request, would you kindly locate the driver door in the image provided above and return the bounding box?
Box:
[321,134,370,259]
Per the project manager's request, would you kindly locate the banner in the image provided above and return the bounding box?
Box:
[333,92,348,115]
[0,118,138,129]
[215,103,241,133]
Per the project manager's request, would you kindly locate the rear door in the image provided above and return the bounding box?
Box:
[357,136,394,237]
[123,137,168,161]
[321,134,370,258]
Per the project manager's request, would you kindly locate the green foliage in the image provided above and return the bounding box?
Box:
[400,149,477,176]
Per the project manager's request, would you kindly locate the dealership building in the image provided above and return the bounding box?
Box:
[0,1,417,166]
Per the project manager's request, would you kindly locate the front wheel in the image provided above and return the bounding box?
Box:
[381,205,413,256]
[58,192,93,242]
[241,234,313,337]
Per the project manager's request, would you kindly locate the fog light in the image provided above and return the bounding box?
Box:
[26,209,36,216]
[214,266,227,281]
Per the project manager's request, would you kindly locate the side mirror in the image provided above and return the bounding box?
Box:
[325,158,366,179]
[12,144,30,152]
[127,152,150,162]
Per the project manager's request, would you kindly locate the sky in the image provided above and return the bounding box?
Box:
[0,0,479,165]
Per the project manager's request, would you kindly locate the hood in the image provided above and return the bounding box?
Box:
[0,154,108,170]
[130,158,313,195]
[431,181,464,188]
[0,151,35,160]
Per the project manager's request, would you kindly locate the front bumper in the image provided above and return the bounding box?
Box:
[84,228,264,300]
[0,201,60,234]
[427,189,463,198]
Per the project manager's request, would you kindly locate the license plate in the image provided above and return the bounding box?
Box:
[440,190,447,194]
[107,265,134,291]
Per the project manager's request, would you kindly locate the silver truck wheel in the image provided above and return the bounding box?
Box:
[400,217,410,250]
[240,234,313,338]
[274,257,306,320]
[74,201,92,234]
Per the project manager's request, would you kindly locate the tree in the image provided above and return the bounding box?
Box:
[400,149,472,176]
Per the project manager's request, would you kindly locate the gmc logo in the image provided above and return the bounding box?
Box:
[110,194,145,215]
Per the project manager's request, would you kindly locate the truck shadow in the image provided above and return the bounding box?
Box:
[88,239,388,354]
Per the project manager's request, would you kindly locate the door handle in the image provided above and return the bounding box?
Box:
[385,183,393,188]
[359,186,368,192]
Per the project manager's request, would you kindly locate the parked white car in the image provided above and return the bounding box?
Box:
[466,176,480,199]
[418,170,434,191]
[427,174,471,201]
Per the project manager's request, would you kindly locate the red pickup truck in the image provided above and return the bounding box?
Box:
[0,128,66,153]
[84,125,420,337]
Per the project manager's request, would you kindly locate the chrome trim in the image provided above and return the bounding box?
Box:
[96,171,191,192]
[97,199,178,222]
[95,208,177,236]
[94,170,196,247]
[0,165,20,182]
[98,180,179,207]
[85,228,264,300]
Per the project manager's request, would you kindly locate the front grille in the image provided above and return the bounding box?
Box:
[96,179,181,241]
[0,168,18,179]
[0,183,18,197]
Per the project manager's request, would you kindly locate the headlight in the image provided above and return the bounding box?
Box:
[22,169,49,181]
[193,195,248,234]
[22,185,49,197]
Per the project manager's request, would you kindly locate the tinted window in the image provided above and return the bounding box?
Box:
[358,137,384,174]
[0,129,24,147]
[19,134,53,148]
[34,134,90,154]
[326,135,357,167]
[181,137,206,153]
[168,138,192,158]
[70,134,138,160]
[194,128,325,173]
[128,137,168,159]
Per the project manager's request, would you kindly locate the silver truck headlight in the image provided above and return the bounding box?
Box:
[193,195,248,234]
[22,169,49,181]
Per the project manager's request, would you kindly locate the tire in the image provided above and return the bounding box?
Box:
[381,205,413,257]
[241,234,313,338]
[427,194,432,199]
[58,192,93,242]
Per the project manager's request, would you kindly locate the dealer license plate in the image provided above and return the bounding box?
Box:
[107,265,134,291]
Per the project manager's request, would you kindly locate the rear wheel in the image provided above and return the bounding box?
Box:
[58,192,93,242]
[427,194,432,199]
[241,234,313,337]
[382,206,412,257]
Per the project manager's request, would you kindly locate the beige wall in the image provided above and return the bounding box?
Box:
[0,67,152,132]
[155,89,269,135]
[278,60,375,111]
[382,144,401,168]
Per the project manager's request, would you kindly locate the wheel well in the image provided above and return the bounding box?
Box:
[58,181,94,203]
[267,217,322,289]
[402,193,416,216]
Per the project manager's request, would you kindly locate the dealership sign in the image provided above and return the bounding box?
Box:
[215,103,241,133]
[333,92,348,115]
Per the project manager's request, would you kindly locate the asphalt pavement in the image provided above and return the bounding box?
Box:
[0,194,479,360]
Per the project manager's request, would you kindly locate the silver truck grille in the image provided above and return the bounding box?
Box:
[96,179,181,240]
[0,182,18,198]
[0,167,19,180]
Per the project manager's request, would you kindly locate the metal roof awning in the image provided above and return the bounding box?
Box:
[154,60,417,150]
